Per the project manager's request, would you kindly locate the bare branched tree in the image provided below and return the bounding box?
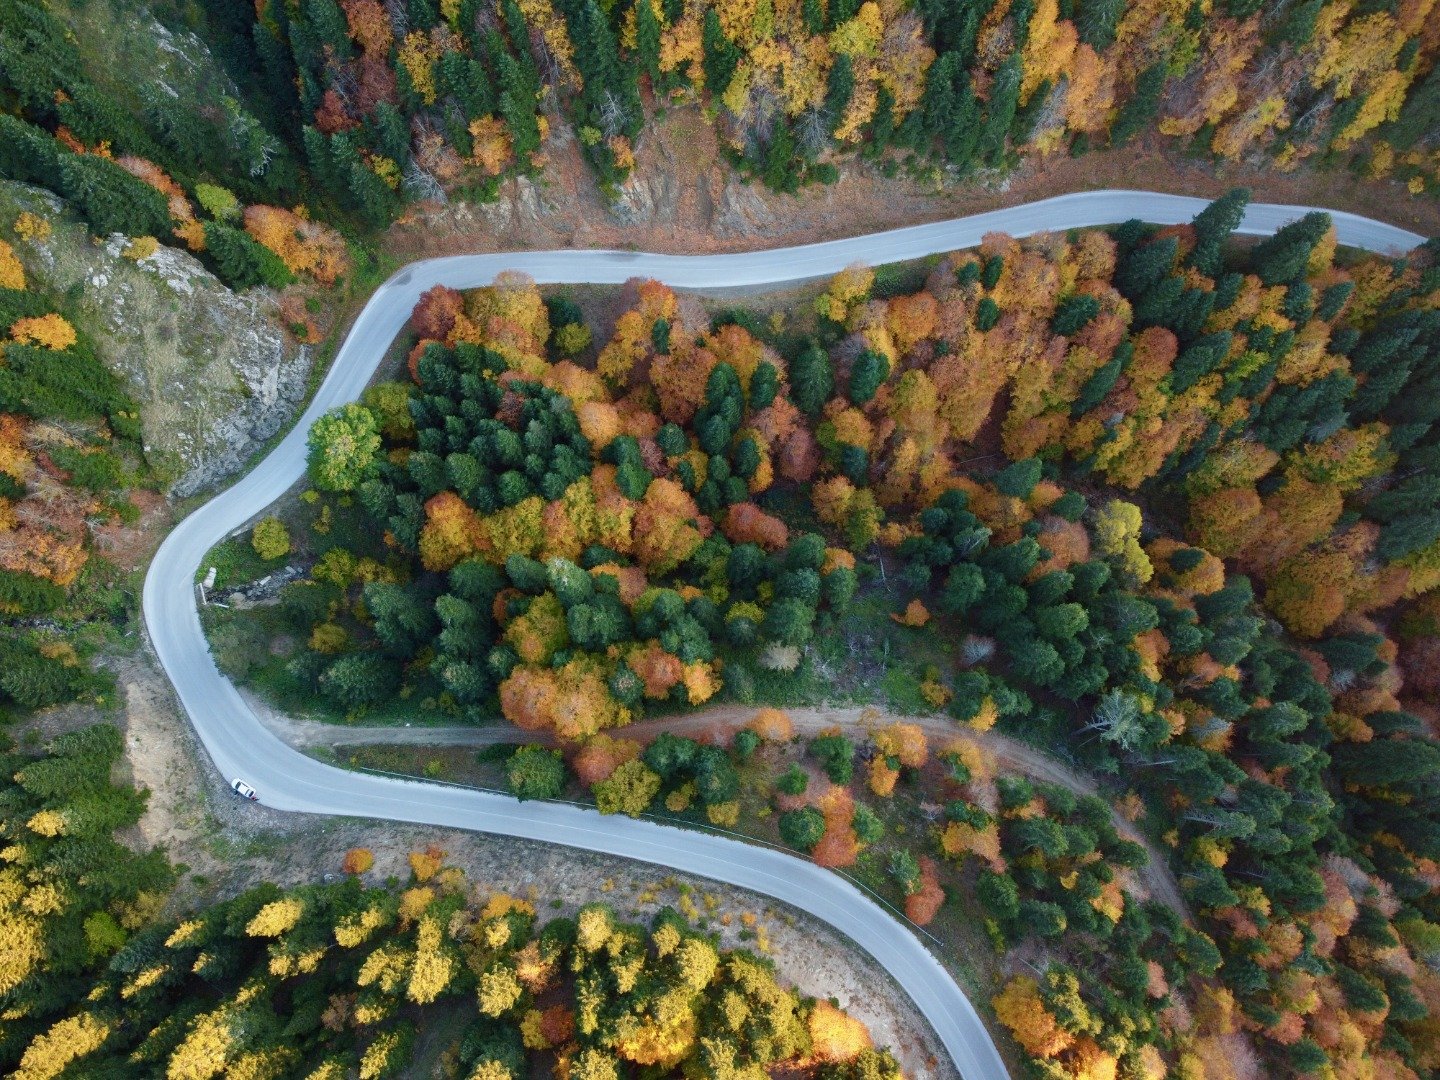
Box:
[740,85,780,159]
[403,159,446,203]
[383,0,409,37]
[531,32,563,90]
[797,107,833,156]
[597,89,630,139]
[1077,688,1147,751]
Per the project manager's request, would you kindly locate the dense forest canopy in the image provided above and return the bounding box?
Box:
[232,190,1440,1078]
[173,0,1440,196]
[0,222,144,719]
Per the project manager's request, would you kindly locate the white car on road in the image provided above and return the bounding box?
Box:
[230,779,258,801]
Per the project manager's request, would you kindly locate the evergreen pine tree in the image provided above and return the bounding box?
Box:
[918,52,959,156]
[203,222,295,290]
[1109,63,1166,146]
[1189,188,1251,276]
[1249,211,1331,286]
[56,155,172,238]
[976,56,1022,168]
[371,102,412,165]
[790,342,834,417]
[491,33,543,164]
[1074,0,1124,48]
[702,9,742,98]
[1277,0,1324,46]
[0,115,62,187]
[330,131,397,225]
[945,71,982,170]
[440,52,497,119]
[1115,235,1179,297]
[636,0,662,82]
[301,0,354,61]
[302,124,340,191]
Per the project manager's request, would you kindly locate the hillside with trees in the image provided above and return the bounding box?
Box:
[169,0,1440,199]
[0,0,1437,259]
[0,223,151,722]
[204,189,1440,1078]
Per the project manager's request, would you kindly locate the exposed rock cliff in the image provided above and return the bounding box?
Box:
[1,182,309,497]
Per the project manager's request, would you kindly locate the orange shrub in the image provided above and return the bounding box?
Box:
[872,722,928,768]
[0,415,30,482]
[940,819,1004,870]
[418,491,484,571]
[891,599,930,627]
[747,708,793,742]
[808,1000,872,1062]
[867,757,900,797]
[244,205,350,284]
[721,502,789,551]
[0,239,25,290]
[571,734,642,785]
[469,116,514,175]
[411,285,464,342]
[993,976,1074,1058]
[499,659,629,739]
[10,314,77,351]
[904,857,945,925]
[809,785,860,869]
[628,641,685,699]
[342,848,375,874]
[407,845,446,882]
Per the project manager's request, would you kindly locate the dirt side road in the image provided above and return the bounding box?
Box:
[253,694,1189,922]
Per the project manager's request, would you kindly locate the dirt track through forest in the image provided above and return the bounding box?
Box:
[251,692,1190,921]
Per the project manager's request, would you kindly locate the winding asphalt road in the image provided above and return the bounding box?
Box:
[142,191,1425,1080]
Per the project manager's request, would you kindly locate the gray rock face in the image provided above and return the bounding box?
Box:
[711,176,779,239]
[88,234,311,498]
[442,177,557,235]
[1,183,309,497]
[608,166,682,226]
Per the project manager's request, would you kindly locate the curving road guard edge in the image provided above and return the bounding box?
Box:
[143,191,1426,1080]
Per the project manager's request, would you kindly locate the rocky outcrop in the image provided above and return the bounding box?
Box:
[1,182,309,497]
[608,167,683,227]
[435,177,559,237]
[711,175,781,239]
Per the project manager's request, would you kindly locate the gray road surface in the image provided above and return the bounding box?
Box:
[143,191,1426,1080]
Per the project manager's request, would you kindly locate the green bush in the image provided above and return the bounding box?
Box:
[776,764,809,795]
[0,569,66,615]
[0,637,113,710]
[778,806,825,851]
[506,746,567,801]
[251,517,292,560]
[49,446,126,492]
